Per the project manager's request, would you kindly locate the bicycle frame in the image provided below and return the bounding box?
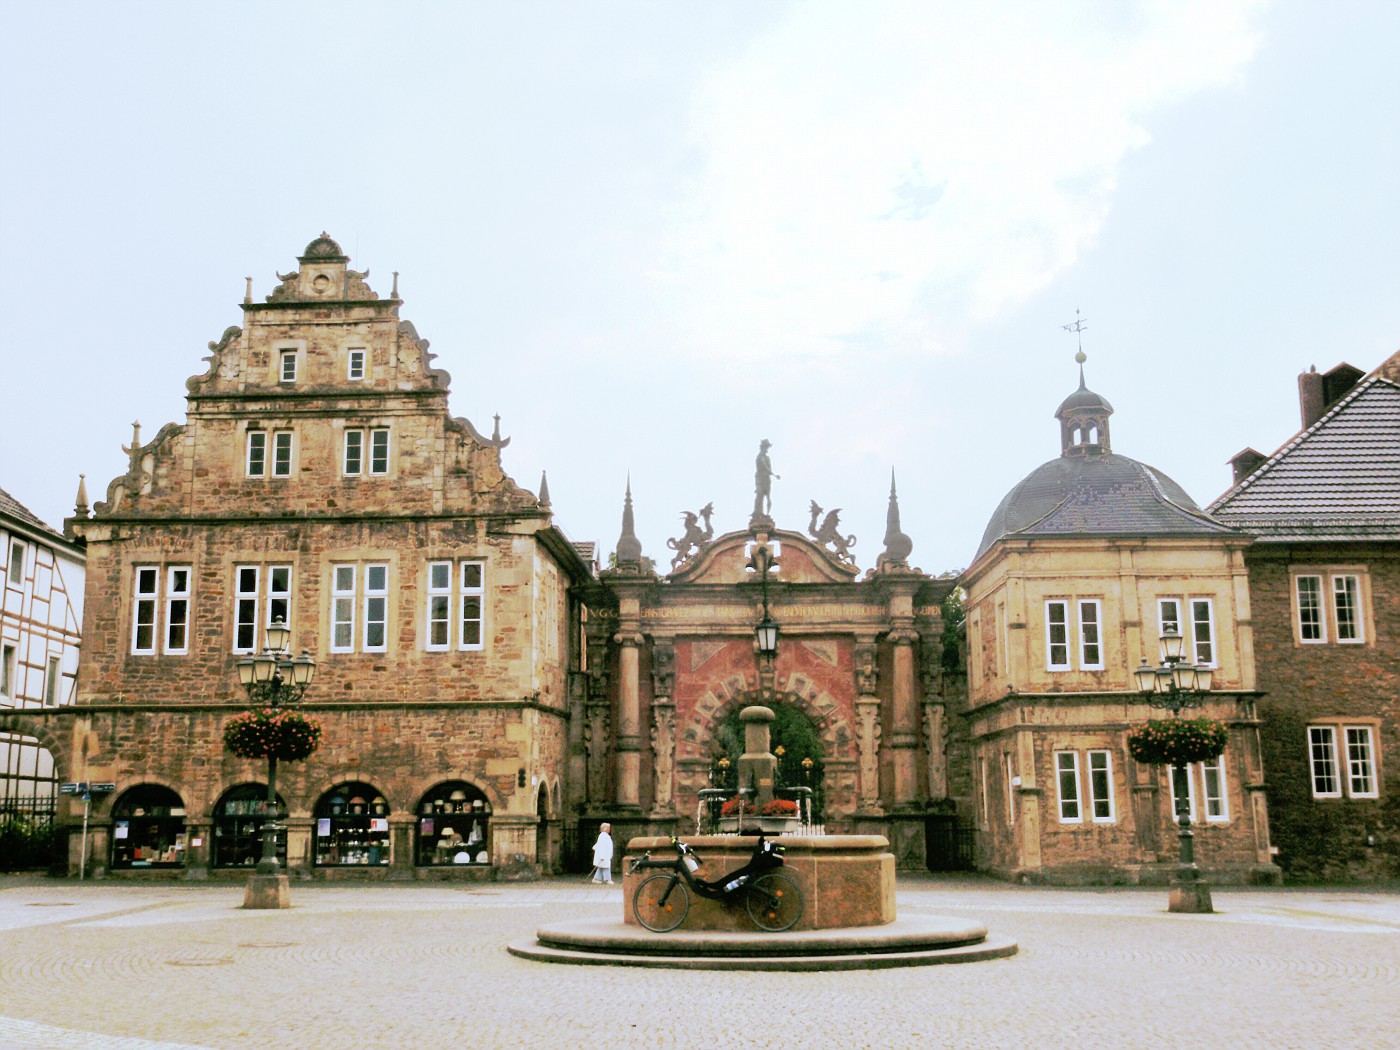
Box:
[629,833,786,903]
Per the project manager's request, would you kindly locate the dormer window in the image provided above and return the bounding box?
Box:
[279,349,298,383]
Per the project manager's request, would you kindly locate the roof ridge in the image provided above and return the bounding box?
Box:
[1208,372,1395,512]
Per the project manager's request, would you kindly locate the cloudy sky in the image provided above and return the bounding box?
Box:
[2,1,1396,573]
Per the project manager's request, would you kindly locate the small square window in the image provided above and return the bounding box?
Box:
[279,349,298,383]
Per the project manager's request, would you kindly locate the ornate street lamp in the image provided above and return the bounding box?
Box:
[748,542,780,660]
[235,618,316,879]
[1133,629,1218,913]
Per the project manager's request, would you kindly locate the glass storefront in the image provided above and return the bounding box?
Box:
[415,781,492,866]
[313,781,390,867]
[212,783,287,868]
[111,785,186,869]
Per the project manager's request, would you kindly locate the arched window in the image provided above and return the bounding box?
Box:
[111,785,186,869]
[313,782,390,867]
[212,783,286,868]
[415,781,491,866]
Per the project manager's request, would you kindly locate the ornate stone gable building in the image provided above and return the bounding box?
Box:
[959,362,1279,884]
[1209,351,1400,880]
[57,235,593,878]
[583,476,961,870]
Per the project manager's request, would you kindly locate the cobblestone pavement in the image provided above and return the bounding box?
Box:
[1,874,1396,1050]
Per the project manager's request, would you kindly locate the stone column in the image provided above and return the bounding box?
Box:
[614,630,644,808]
[854,640,883,813]
[922,699,946,800]
[649,641,676,818]
[888,627,921,807]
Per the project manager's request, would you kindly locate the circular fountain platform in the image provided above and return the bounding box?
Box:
[507,914,1017,971]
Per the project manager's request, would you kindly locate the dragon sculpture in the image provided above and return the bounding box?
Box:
[808,500,857,562]
[667,502,715,569]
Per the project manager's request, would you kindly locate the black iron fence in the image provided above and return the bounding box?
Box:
[0,795,62,872]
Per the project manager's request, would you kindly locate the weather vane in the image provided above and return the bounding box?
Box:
[1060,308,1088,360]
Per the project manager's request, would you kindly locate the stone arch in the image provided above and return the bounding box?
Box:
[398,770,508,816]
[304,770,401,820]
[678,672,854,765]
[0,713,72,780]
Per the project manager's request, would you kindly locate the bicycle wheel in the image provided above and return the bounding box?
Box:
[746,872,803,932]
[633,873,690,932]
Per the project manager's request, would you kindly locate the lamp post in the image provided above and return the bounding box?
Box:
[1134,629,1214,913]
[749,541,780,697]
[235,618,316,881]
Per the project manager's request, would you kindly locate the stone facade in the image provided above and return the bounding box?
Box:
[53,235,592,879]
[960,365,1279,885]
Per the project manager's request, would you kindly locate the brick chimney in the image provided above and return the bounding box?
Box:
[1298,365,1325,429]
[1229,448,1267,485]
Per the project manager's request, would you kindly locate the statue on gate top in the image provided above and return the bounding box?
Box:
[752,439,780,526]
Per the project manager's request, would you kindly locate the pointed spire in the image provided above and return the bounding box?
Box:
[616,476,643,565]
[538,470,551,509]
[491,414,502,443]
[73,474,90,519]
[879,469,913,567]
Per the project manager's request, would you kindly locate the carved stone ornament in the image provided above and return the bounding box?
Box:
[854,642,878,696]
[650,704,676,811]
[808,500,857,562]
[666,502,715,569]
[650,644,676,698]
[856,698,882,810]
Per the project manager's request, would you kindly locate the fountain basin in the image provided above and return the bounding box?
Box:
[623,834,894,932]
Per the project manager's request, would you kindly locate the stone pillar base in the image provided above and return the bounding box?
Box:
[1168,882,1214,914]
[242,874,291,910]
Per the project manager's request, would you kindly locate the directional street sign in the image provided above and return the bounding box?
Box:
[59,782,86,794]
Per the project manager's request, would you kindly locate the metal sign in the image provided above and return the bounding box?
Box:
[60,782,86,794]
[90,783,116,793]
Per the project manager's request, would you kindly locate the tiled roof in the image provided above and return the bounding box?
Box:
[0,485,64,541]
[1208,374,1400,542]
[975,452,1237,559]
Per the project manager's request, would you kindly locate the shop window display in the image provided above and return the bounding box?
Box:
[212,783,287,868]
[314,782,390,866]
[416,781,492,866]
[111,785,187,869]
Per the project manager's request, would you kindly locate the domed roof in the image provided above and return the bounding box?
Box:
[974,452,1235,560]
[1056,379,1113,417]
[300,232,347,261]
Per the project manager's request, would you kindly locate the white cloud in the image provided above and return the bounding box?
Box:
[658,0,1264,363]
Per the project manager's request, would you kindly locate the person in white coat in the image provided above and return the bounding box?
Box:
[591,823,614,884]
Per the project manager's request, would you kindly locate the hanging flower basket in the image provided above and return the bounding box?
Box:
[1127,718,1228,767]
[223,708,323,761]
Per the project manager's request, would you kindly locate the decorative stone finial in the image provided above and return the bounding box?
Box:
[391,271,399,299]
[74,474,89,519]
[492,414,503,444]
[244,277,253,304]
[879,469,914,566]
[616,477,644,565]
[538,470,551,509]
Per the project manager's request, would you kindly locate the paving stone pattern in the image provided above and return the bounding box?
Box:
[0,875,1396,1049]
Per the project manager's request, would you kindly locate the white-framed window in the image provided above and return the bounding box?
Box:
[233,564,292,653]
[132,564,192,655]
[1168,760,1230,823]
[1309,723,1379,799]
[132,566,159,654]
[1046,600,1070,670]
[1158,598,1182,637]
[1055,751,1082,823]
[6,538,25,587]
[165,566,191,654]
[343,428,390,476]
[1046,598,1104,671]
[1333,575,1362,643]
[1078,600,1102,669]
[330,562,390,653]
[246,431,267,478]
[1295,570,1369,645]
[272,430,293,477]
[1189,599,1215,665]
[977,756,990,829]
[44,656,60,705]
[343,430,364,476]
[279,348,298,383]
[347,348,366,381]
[1088,750,1115,822]
[1,643,14,697]
[424,559,486,651]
